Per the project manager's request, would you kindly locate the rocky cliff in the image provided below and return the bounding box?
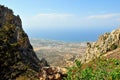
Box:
[84,27,120,63]
[0,5,48,80]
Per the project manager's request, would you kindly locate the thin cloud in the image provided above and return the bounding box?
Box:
[39,8,57,12]
[22,13,120,29]
[116,18,120,21]
[36,13,74,18]
[23,13,76,28]
[87,13,120,20]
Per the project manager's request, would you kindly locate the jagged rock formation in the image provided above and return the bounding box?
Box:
[84,27,120,63]
[0,5,49,80]
[38,67,67,80]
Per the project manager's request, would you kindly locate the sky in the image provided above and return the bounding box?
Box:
[1,0,120,42]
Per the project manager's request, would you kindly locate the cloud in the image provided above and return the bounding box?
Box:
[38,8,57,12]
[116,18,120,21]
[22,13,78,29]
[22,13,120,30]
[87,13,120,20]
[36,13,73,19]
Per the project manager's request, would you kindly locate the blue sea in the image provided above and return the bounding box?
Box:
[24,26,117,42]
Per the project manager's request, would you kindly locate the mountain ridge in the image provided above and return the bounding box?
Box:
[0,5,48,79]
[83,27,120,63]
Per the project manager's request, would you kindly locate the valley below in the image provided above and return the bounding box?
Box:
[30,38,87,67]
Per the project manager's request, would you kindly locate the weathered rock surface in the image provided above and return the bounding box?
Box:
[38,67,67,80]
[0,5,49,80]
[83,27,120,63]
[103,48,120,60]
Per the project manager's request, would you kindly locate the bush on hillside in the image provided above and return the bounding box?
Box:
[64,58,120,80]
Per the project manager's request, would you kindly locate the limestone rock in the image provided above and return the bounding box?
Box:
[84,27,120,63]
[38,67,67,80]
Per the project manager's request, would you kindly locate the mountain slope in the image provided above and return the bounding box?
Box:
[0,5,48,79]
[83,27,120,63]
[64,27,120,80]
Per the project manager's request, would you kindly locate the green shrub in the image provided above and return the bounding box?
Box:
[64,58,120,80]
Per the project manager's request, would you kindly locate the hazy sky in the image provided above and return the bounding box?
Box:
[1,0,120,41]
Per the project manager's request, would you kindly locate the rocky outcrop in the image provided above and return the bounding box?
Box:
[103,48,120,60]
[84,27,120,63]
[38,67,67,80]
[0,5,49,79]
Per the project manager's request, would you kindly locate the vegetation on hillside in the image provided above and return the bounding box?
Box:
[64,57,120,80]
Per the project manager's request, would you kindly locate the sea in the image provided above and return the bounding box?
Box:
[24,26,117,42]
